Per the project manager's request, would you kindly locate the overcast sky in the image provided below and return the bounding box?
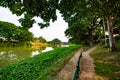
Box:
[0,7,68,42]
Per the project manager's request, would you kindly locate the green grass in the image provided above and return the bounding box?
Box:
[90,42,120,80]
[0,45,80,80]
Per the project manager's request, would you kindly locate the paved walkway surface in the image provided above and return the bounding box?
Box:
[54,43,108,80]
[79,43,108,80]
[79,45,98,80]
[54,49,81,80]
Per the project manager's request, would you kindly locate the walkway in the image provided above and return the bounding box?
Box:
[54,43,107,80]
[79,43,108,80]
[54,49,81,80]
[79,45,97,80]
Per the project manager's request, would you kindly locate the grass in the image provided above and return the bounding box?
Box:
[0,45,80,80]
[90,41,120,80]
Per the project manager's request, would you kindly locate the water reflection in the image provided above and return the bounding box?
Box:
[42,47,53,52]
[0,47,53,67]
[31,47,53,57]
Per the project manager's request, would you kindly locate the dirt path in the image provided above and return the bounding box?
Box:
[54,49,81,80]
[79,43,108,80]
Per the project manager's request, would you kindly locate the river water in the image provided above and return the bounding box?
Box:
[0,47,53,67]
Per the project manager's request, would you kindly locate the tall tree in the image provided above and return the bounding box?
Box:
[1,0,120,51]
[65,13,102,45]
[88,0,120,50]
[59,0,120,50]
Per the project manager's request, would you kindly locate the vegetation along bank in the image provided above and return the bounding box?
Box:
[90,41,120,80]
[0,45,80,80]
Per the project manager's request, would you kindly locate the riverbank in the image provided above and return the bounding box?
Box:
[90,42,120,80]
[0,45,80,80]
[0,41,32,47]
[31,42,47,50]
[0,41,48,51]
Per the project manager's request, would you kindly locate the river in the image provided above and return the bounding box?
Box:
[0,46,53,67]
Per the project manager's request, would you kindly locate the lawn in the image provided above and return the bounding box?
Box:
[90,42,120,80]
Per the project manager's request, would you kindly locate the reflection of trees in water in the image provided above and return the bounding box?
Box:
[32,46,46,52]
[37,46,46,53]
[0,47,33,67]
[31,43,47,50]
[39,46,46,50]
[0,46,52,67]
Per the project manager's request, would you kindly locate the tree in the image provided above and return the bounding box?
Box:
[0,21,34,42]
[18,13,36,30]
[0,21,20,41]
[88,0,120,50]
[59,0,103,45]
[17,30,34,42]
[59,0,120,50]
[1,0,120,51]
[65,14,102,45]
[51,38,62,44]
[38,36,46,43]
[0,0,59,29]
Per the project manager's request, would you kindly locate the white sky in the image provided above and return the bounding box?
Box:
[0,7,68,42]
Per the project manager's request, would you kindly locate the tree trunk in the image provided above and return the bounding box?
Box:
[106,16,116,51]
[88,28,93,46]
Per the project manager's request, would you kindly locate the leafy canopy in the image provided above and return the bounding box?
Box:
[0,0,59,29]
[1,0,120,46]
[0,21,34,42]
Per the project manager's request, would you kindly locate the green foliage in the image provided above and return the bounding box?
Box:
[38,36,46,43]
[1,0,120,49]
[58,0,103,45]
[59,0,120,48]
[51,38,62,43]
[0,21,34,43]
[0,0,59,29]
[89,0,120,17]
[0,45,80,80]
[17,30,34,42]
[85,0,120,49]
[0,42,32,47]
[0,21,20,41]
[65,15,102,45]
[19,13,36,30]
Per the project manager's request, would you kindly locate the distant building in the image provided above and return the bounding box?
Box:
[50,38,62,47]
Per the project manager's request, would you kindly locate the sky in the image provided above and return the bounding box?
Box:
[0,7,68,42]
